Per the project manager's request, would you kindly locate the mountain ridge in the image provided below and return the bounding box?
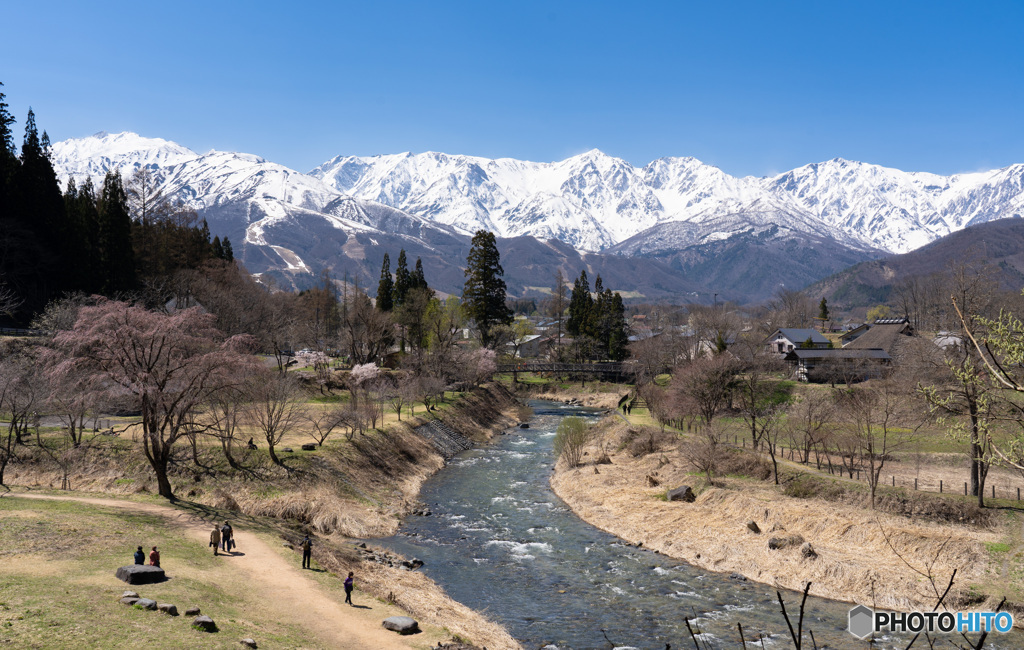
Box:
[48,131,1024,304]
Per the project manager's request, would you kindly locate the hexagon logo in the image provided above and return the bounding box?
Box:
[848,604,874,639]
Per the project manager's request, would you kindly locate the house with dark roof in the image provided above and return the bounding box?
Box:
[843,318,914,356]
[765,328,830,355]
[784,348,891,383]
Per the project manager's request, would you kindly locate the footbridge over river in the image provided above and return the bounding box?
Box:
[495,361,630,381]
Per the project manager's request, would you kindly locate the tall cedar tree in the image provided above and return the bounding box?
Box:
[412,257,428,290]
[393,249,412,307]
[462,230,512,348]
[97,170,136,293]
[376,253,394,311]
[222,236,233,262]
[63,176,101,292]
[566,270,593,337]
[10,109,65,316]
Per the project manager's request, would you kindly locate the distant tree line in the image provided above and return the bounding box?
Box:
[0,83,232,324]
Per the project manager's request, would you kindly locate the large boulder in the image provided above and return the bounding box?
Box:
[667,486,696,502]
[382,616,420,635]
[115,565,165,585]
[192,615,218,632]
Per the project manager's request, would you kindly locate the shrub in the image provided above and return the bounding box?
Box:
[554,417,591,468]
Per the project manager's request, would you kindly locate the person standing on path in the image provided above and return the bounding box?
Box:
[344,571,354,605]
[149,546,160,567]
[301,535,312,569]
[221,522,233,552]
[133,546,145,564]
[210,525,221,556]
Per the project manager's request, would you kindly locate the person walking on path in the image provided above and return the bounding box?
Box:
[344,571,354,605]
[133,546,145,565]
[301,535,312,569]
[210,525,221,556]
[221,522,233,552]
[149,546,160,567]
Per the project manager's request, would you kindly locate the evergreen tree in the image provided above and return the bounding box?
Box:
[393,249,412,307]
[12,107,65,313]
[462,230,512,348]
[63,176,101,292]
[818,297,830,326]
[412,257,428,291]
[0,82,17,218]
[212,235,224,260]
[607,292,629,361]
[566,270,593,337]
[97,170,136,293]
[376,253,394,311]
[222,236,234,262]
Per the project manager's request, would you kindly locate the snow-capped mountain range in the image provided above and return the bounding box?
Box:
[47,131,1024,301]
[313,150,1024,254]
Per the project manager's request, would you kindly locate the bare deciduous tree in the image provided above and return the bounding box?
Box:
[246,372,304,466]
[46,299,258,499]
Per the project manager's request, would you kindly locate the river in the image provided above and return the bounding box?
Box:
[376,401,1019,649]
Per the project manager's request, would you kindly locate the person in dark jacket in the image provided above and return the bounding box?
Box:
[344,571,354,605]
[133,546,145,565]
[221,522,233,552]
[301,535,312,569]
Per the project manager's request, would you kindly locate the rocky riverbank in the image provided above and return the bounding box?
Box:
[550,415,1012,617]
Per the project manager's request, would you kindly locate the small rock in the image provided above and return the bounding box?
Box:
[767,534,805,550]
[745,520,761,534]
[357,542,367,549]
[519,422,530,428]
[135,598,157,610]
[282,542,294,549]
[121,590,139,599]
[800,542,818,559]
[193,615,218,632]
[119,597,140,606]
[157,603,178,616]
[667,486,696,502]
[301,443,317,451]
[646,475,660,487]
[282,447,293,453]
[401,557,424,569]
[729,572,747,581]
[382,615,420,635]
[240,639,258,649]
[185,606,201,616]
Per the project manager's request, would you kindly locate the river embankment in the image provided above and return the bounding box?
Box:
[550,414,1013,617]
[5,382,523,649]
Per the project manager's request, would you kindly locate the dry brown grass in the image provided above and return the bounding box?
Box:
[551,417,1006,613]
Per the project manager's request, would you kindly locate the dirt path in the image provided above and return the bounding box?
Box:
[10,492,423,649]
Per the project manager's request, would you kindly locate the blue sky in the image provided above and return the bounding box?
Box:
[3,1,1022,177]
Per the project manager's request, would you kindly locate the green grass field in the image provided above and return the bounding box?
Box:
[0,496,314,649]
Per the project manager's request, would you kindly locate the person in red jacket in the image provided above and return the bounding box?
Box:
[149,546,160,567]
